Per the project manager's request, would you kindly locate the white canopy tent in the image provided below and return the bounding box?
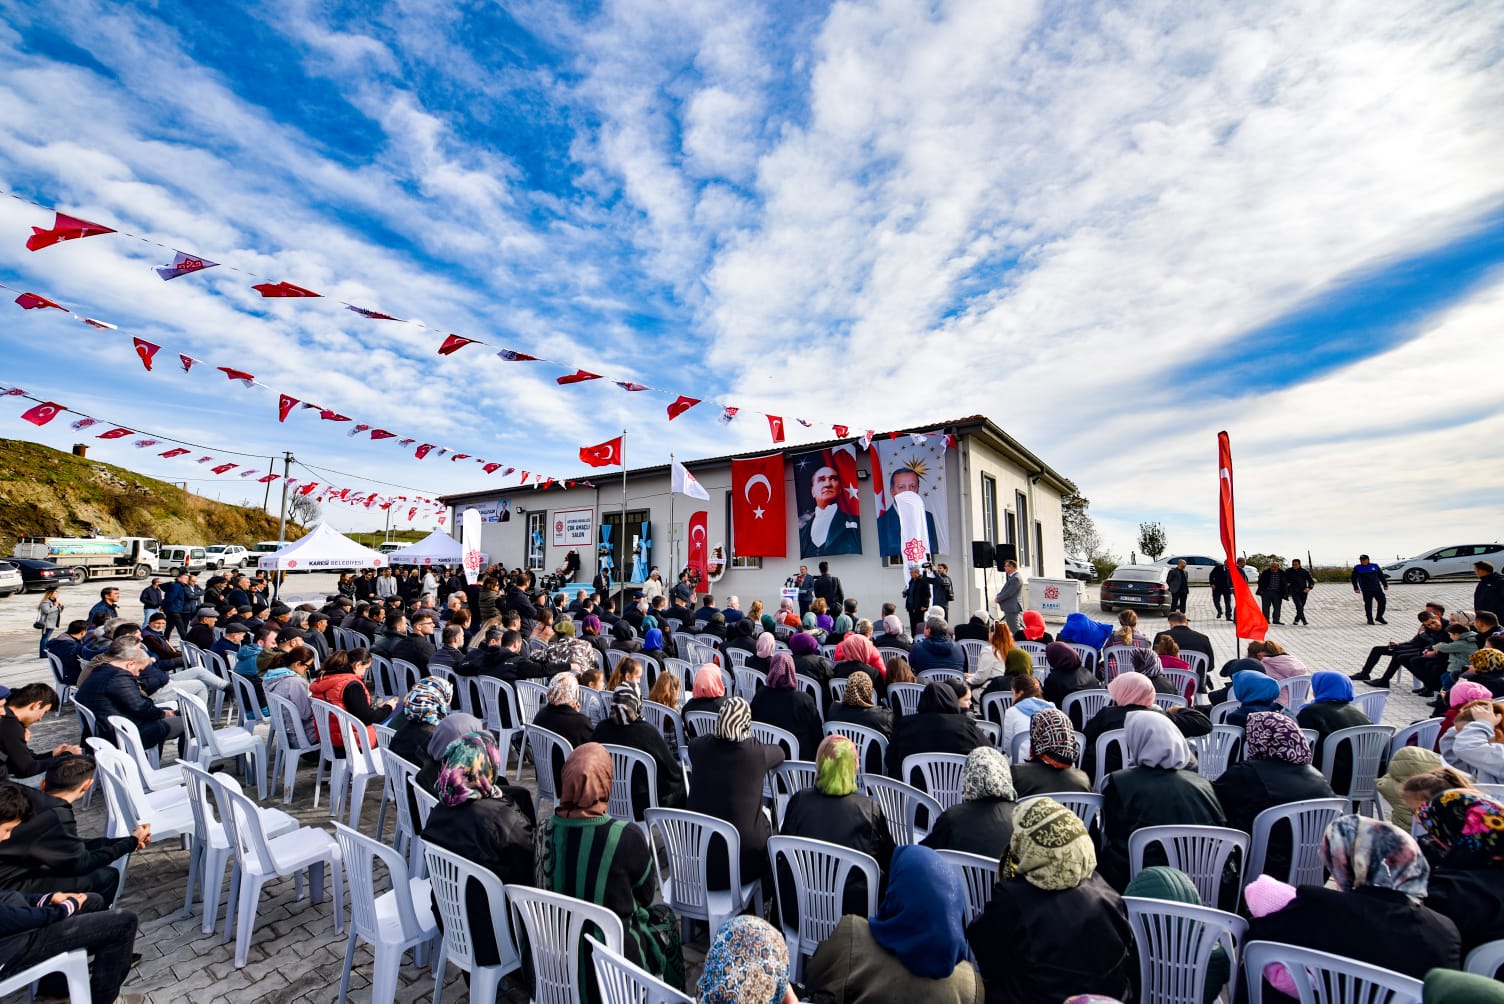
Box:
[255,523,388,572]
[384,528,486,567]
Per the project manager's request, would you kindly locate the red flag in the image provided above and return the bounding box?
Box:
[19,401,63,426]
[179,355,196,373]
[1218,431,1269,642]
[218,367,255,386]
[483,462,501,473]
[319,409,350,422]
[437,334,477,356]
[258,474,280,484]
[97,428,132,439]
[688,511,709,580]
[579,436,623,468]
[767,415,785,444]
[451,453,470,462]
[408,507,417,521]
[833,425,849,438]
[299,482,320,495]
[520,471,530,483]
[415,444,435,460]
[557,369,602,385]
[370,429,394,440]
[730,453,786,557]
[211,462,237,475]
[160,448,190,459]
[252,281,321,297]
[667,395,700,420]
[542,479,555,490]
[14,293,66,311]
[278,394,298,422]
[497,348,538,361]
[26,212,115,252]
[132,338,160,371]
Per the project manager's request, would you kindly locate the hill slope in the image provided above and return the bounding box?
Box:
[0,439,301,551]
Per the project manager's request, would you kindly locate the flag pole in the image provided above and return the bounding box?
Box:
[619,428,628,605]
[669,451,676,580]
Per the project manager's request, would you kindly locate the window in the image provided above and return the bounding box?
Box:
[1034,521,1044,576]
[525,511,545,571]
[1015,491,1031,567]
[603,510,651,582]
[731,555,762,569]
[1004,511,1017,556]
[980,474,998,544]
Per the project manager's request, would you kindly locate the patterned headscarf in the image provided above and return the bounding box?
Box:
[1128,647,1164,678]
[1418,789,1504,870]
[1126,710,1191,770]
[716,696,753,742]
[609,685,641,726]
[1471,649,1504,674]
[404,677,453,725]
[697,916,789,1004]
[1005,796,1096,891]
[755,632,776,658]
[547,671,578,708]
[767,652,798,690]
[693,664,726,699]
[1321,814,1430,899]
[427,712,485,762]
[1108,671,1156,708]
[1244,711,1312,765]
[1029,708,1080,768]
[556,742,612,819]
[815,734,858,796]
[842,671,876,709]
[962,746,1016,802]
[435,732,505,807]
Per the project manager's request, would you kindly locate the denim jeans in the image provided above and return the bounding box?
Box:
[38,627,54,658]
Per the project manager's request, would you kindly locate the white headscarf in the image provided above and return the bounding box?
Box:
[1125,710,1191,770]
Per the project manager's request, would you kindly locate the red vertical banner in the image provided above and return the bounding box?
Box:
[688,511,709,581]
[1218,431,1268,641]
[730,453,787,557]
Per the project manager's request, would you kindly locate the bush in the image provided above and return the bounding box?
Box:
[1243,553,1287,572]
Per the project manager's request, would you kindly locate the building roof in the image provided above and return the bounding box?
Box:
[439,413,1075,505]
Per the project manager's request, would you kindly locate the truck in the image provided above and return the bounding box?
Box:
[11,536,159,584]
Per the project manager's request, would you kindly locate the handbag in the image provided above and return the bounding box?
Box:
[32,618,45,630]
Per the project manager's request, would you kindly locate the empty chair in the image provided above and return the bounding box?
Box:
[309,698,388,829]
[424,843,521,1004]
[506,883,625,1004]
[639,701,688,766]
[750,722,801,762]
[733,667,765,702]
[1276,674,1313,709]
[1160,669,1198,706]
[1178,650,1209,678]
[179,763,298,935]
[369,654,398,703]
[957,639,989,670]
[1242,941,1424,1004]
[391,659,422,698]
[771,760,818,828]
[1353,690,1389,724]
[514,679,548,726]
[107,715,184,792]
[645,808,762,943]
[586,934,692,1004]
[1128,825,1249,910]
[767,835,880,982]
[1125,896,1246,1004]
[1318,724,1395,814]
[1093,729,1129,792]
[332,820,438,1004]
[1247,798,1348,887]
[44,651,77,714]
[862,775,943,846]
[523,725,575,813]
[378,749,425,874]
[683,709,720,741]
[229,672,268,734]
[473,676,522,766]
[179,691,269,800]
[267,693,321,805]
[901,752,969,810]
[981,692,1014,729]
[90,744,192,902]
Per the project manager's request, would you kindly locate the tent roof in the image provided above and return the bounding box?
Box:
[385,529,462,564]
[255,523,387,571]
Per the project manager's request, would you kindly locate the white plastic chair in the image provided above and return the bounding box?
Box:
[862,775,942,846]
[901,752,969,810]
[107,714,185,792]
[1017,792,1104,837]
[957,639,989,669]
[1276,675,1313,709]
[1318,724,1395,814]
[1390,718,1444,756]
[0,949,89,1002]
[506,883,625,1004]
[410,777,438,829]
[523,725,574,812]
[1353,690,1389,724]
[640,701,688,765]
[179,763,298,935]
[229,672,268,734]
[428,665,470,716]
[1209,702,1239,724]
[1067,643,1100,675]
[515,679,548,726]
[1197,725,1244,782]
[767,835,880,982]
[1124,896,1246,1004]
[44,651,77,714]
[586,934,692,1004]
[90,743,193,903]
[918,668,965,687]
[333,821,438,1004]
[179,691,269,800]
[1161,669,1198,705]
[424,843,522,1004]
[267,693,321,804]
[1465,938,1504,977]
[936,849,996,965]
[822,722,888,778]
[1155,693,1190,711]
[605,648,631,673]
[645,807,763,943]
[1128,825,1249,909]
[473,676,521,772]
[793,673,825,714]
[1179,650,1209,678]
[771,761,818,828]
[877,646,907,666]
[391,658,422,699]
[683,709,720,740]
[369,654,399,703]
[310,697,388,829]
[1246,798,1348,888]
[1242,941,1423,1003]
[1102,645,1138,682]
[887,683,925,716]
[750,722,801,761]
[379,748,425,874]
[601,743,661,827]
[828,677,849,705]
[1094,729,1129,792]
[1064,689,1111,729]
[733,667,765,702]
[724,649,749,670]
[981,692,1014,729]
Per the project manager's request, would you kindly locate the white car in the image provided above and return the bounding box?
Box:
[1384,543,1504,584]
[1064,555,1095,581]
[206,544,249,570]
[1157,555,1256,584]
[0,561,22,598]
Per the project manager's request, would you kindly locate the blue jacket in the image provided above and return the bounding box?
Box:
[161,580,194,614]
[86,601,118,622]
[909,635,965,672]
[1351,563,1388,593]
[0,888,77,943]
[234,643,264,678]
[45,634,85,684]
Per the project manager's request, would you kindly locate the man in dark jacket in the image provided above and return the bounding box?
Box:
[0,759,146,901]
[1166,559,1190,614]
[301,613,332,661]
[908,617,965,673]
[0,686,81,784]
[137,579,164,620]
[1152,613,1215,683]
[391,612,437,671]
[159,572,194,641]
[903,567,932,637]
[953,610,991,642]
[371,614,408,659]
[1476,561,1504,622]
[1351,554,1389,624]
[185,607,219,651]
[1256,561,1286,625]
[45,621,89,686]
[75,645,184,749]
[1284,558,1316,625]
[1208,562,1234,621]
[812,561,845,612]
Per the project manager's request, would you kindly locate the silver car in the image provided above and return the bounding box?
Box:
[1384,543,1504,584]
[1157,555,1256,584]
[0,560,22,598]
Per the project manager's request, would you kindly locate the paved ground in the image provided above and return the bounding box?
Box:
[0,573,1476,1002]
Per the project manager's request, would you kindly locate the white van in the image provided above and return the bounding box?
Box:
[158,545,209,574]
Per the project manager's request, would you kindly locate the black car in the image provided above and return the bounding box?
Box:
[1099,565,1172,614]
[6,557,81,592]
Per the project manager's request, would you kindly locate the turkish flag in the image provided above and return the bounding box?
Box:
[415,444,435,460]
[667,395,700,420]
[319,409,350,422]
[557,369,602,385]
[160,448,191,458]
[179,355,196,373]
[833,425,849,438]
[133,338,160,371]
[731,453,786,557]
[299,482,320,495]
[19,401,63,426]
[218,367,255,386]
[688,511,709,580]
[14,293,66,311]
[97,428,132,439]
[580,436,623,468]
[483,462,501,473]
[26,212,115,252]
[370,429,394,440]
[252,281,321,297]
[767,415,785,444]
[211,463,237,475]
[278,394,298,422]
[258,474,279,483]
[437,334,477,356]
[1218,431,1269,642]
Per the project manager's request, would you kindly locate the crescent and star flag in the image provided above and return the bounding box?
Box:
[252,281,320,297]
[730,453,786,556]
[671,461,710,501]
[278,395,298,422]
[258,474,279,483]
[97,428,132,439]
[160,448,190,458]
[370,429,394,440]
[133,338,160,371]
[218,367,255,387]
[19,401,63,426]
[667,395,700,420]
[437,334,477,355]
[155,252,218,280]
[687,511,709,580]
[1218,431,1269,642]
[767,415,785,444]
[557,369,601,385]
[179,355,196,373]
[833,425,849,438]
[15,293,66,311]
[211,463,237,474]
[579,436,623,468]
[483,462,502,474]
[414,444,435,460]
[26,212,115,252]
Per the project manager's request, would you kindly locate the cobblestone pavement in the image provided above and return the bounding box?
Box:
[0,579,1476,1002]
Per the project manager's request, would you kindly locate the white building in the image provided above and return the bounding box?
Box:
[441,414,1075,622]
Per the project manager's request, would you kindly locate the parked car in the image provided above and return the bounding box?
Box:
[1064,555,1095,581]
[205,544,250,570]
[7,557,80,592]
[1156,555,1256,584]
[158,545,209,574]
[1384,543,1504,584]
[1100,565,1173,614]
[377,542,405,554]
[0,561,22,598]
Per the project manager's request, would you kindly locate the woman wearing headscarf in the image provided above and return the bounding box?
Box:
[760,611,779,635]
[751,652,824,760]
[1296,670,1372,792]
[1021,610,1053,645]
[702,611,728,642]
[536,743,685,994]
[421,732,536,969]
[1083,671,1211,777]
[388,676,453,772]
[1125,646,1184,701]
[589,685,686,816]
[609,617,642,654]
[828,610,854,648]
[748,631,776,674]
[1011,709,1093,798]
[804,845,982,1004]
[580,614,611,659]
[1441,680,1495,759]
[683,664,728,726]
[780,736,894,925]
[697,916,795,1004]
[688,697,785,893]
[637,627,666,672]
[1124,867,1233,1004]
[776,597,801,629]
[967,797,1133,1004]
[826,670,894,756]
[1450,700,1504,784]
[532,670,595,747]
[923,747,1018,858]
[1247,815,1460,981]
[1100,711,1225,891]
[1224,669,1285,727]
[873,613,912,652]
[1041,641,1099,709]
[544,618,596,675]
[832,634,886,694]
[1376,745,1447,832]
[1418,789,1504,956]
[724,617,759,656]
[1211,712,1336,878]
[885,680,988,778]
[789,631,833,689]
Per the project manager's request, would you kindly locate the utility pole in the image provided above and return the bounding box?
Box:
[261,456,276,512]
[276,451,293,544]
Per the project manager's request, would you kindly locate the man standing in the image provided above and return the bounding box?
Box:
[812,561,845,613]
[793,565,814,616]
[1208,562,1233,621]
[995,559,1024,633]
[137,579,163,623]
[927,563,955,623]
[904,566,932,638]
[85,588,119,624]
[159,572,193,642]
[1351,554,1389,625]
[1257,561,1286,625]
[1285,559,1315,625]
[1167,559,1190,615]
[1475,561,1504,622]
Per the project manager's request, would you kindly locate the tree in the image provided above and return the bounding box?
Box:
[1137,521,1168,561]
[1061,492,1102,560]
[1243,552,1287,571]
[287,493,322,527]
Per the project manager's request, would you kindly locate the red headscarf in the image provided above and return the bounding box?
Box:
[835,634,885,675]
[1022,610,1047,641]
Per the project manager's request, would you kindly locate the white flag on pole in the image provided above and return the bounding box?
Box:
[671,461,710,501]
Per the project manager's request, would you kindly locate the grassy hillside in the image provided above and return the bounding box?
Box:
[0,439,302,550]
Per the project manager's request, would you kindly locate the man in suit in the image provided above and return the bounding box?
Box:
[995,559,1024,633]
[1167,559,1190,614]
[1257,561,1286,625]
[1284,559,1316,625]
[1152,612,1215,684]
[812,561,845,612]
[903,566,932,637]
[798,464,862,557]
[927,563,955,622]
[1207,562,1233,621]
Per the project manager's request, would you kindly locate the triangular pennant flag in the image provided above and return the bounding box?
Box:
[133,439,159,448]
[796,419,812,428]
[888,431,899,440]
[542,478,555,490]
[130,338,160,372]
[160,448,191,459]
[718,406,738,425]
[615,381,650,392]
[19,401,63,426]
[397,438,416,447]
[350,423,370,437]
[667,395,700,420]
[483,462,501,474]
[319,409,350,422]
[278,394,298,422]
[97,428,132,439]
[451,453,470,462]
[556,369,602,385]
[217,367,255,387]
[767,415,785,443]
[414,444,435,459]
[257,474,280,483]
[347,305,401,320]
[239,469,259,478]
[252,281,321,298]
[437,334,478,356]
[909,433,927,445]
[860,430,874,449]
[26,212,115,252]
[520,471,530,483]
[70,418,97,431]
[179,355,196,373]
[155,252,219,280]
[833,425,849,438]
[298,482,320,495]
[211,462,237,474]
[14,292,67,311]
[497,348,538,362]
[79,317,116,330]
[370,429,394,440]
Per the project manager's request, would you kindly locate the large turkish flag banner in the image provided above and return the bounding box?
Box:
[731,453,786,557]
[1218,431,1268,642]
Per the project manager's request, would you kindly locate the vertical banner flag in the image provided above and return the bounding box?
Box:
[688,511,709,581]
[462,507,484,586]
[871,435,950,557]
[767,415,785,444]
[894,490,931,567]
[730,453,787,557]
[1218,431,1269,641]
[671,461,710,501]
[793,445,862,559]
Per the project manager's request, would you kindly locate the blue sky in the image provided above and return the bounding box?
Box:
[0,0,1501,561]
